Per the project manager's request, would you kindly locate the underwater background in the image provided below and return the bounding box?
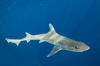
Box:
[0,0,100,66]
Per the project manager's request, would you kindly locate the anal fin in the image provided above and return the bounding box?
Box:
[39,40,45,43]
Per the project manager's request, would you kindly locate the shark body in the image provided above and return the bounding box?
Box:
[6,24,90,57]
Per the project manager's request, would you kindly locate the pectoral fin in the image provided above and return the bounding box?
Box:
[47,45,62,57]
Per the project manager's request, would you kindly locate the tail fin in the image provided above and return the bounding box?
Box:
[5,32,33,46]
[6,38,21,46]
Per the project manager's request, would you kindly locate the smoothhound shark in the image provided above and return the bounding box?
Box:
[6,24,90,57]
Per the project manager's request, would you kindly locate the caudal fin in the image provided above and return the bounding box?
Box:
[6,38,22,46]
[5,32,32,46]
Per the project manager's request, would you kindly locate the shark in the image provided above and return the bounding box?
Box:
[6,24,90,57]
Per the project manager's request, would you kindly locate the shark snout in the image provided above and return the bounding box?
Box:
[79,45,90,52]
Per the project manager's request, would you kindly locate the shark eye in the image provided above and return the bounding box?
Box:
[74,45,80,49]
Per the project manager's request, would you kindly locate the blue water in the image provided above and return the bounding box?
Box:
[0,0,100,66]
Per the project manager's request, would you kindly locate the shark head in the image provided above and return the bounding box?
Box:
[67,41,90,52]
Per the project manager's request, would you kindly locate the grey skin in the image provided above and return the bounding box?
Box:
[6,24,90,57]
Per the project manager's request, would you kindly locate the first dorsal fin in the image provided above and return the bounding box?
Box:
[49,24,56,32]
